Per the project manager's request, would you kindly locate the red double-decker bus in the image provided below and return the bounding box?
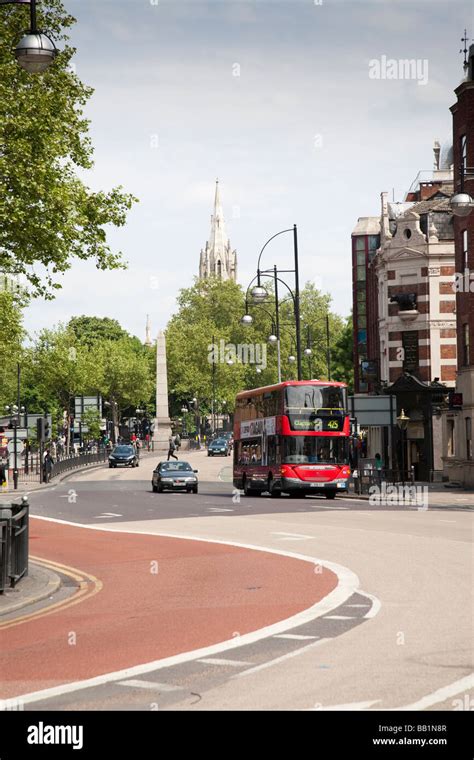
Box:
[233,380,351,499]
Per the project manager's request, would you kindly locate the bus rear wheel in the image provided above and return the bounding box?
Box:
[325,490,337,500]
[243,477,259,497]
[268,476,281,498]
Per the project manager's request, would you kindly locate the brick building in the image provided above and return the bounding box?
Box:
[443,43,474,486]
[351,217,380,393]
[351,146,456,480]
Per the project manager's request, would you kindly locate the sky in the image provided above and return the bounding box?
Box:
[21,0,474,342]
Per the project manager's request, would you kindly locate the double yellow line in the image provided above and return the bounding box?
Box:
[0,556,103,630]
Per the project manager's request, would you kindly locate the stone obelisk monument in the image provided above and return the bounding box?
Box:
[153,330,172,451]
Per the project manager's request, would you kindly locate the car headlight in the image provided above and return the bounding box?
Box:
[109,456,115,460]
[185,477,197,482]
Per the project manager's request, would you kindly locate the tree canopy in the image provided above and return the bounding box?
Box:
[0,0,137,297]
[166,277,353,415]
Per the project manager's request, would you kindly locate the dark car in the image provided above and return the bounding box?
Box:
[108,444,139,468]
[152,461,199,493]
[220,431,234,449]
[208,438,230,457]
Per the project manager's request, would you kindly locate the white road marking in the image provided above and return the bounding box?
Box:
[274,634,319,640]
[345,604,370,608]
[235,639,330,678]
[100,512,123,517]
[308,700,380,711]
[207,508,234,513]
[272,532,315,539]
[12,515,378,708]
[316,506,350,510]
[359,590,382,619]
[323,615,355,620]
[391,673,474,711]
[116,679,182,691]
[93,515,116,519]
[198,658,251,667]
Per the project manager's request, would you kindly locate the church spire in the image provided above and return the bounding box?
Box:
[199,179,237,282]
[208,178,228,253]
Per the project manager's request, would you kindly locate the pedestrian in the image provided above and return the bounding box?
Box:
[167,436,178,461]
[135,438,141,459]
[174,432,181,451]
[43,449,54,483]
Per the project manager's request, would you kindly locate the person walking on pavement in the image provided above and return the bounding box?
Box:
[174,432,181,451]
[167,436,178,461]
[43,449,54,483]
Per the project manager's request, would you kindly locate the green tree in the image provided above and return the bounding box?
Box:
[166,278,354,416]
[81,407,102,442]
[0,289,25,410]
[95,338,155,437]
[68,316,128,346]
[0,1,137,297]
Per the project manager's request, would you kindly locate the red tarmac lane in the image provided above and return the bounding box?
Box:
[1,518,337,699]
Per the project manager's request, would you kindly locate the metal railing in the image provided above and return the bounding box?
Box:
[348,468,415,495]
[49,449,108,481]
[0,496,29,593]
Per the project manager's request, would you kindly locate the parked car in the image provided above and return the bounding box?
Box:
[152,461,199,493]
[208,438,230,457]
[108,444,139,468]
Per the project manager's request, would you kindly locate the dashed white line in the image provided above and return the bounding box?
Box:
[116,679,182,691]
[235,638,330,678]
[199,658,251,667]
[323,615,355,620]
[272,532,315,539]
[274,634,319,641]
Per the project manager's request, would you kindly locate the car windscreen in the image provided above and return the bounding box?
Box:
[159,462,192,472]
[113,446,134,455]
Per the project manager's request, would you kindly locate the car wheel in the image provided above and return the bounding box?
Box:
[157,484,163,493]
[192,486,198,494]
[152,484,158,493]
[109,464,113,469]
[325,490,337,500]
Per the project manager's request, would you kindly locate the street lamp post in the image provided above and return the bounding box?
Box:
[255,225,302,380]
[450,153,474,217]
[1,0,58,72]
[396,408,410,487]
[5,403,25,491]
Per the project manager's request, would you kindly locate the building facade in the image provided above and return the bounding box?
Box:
[443,44,474,486]
[351,147,457,480]
[351,217,380,393]
[199,180,237,282]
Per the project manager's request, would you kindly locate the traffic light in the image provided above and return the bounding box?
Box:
[44,418,50,439]
[37,417,45,442]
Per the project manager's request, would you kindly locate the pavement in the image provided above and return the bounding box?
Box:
[0,449,472,711]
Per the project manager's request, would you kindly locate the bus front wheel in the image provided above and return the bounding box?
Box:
[325,490,337,500]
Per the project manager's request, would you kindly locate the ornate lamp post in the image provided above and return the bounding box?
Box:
[396,408,410,487]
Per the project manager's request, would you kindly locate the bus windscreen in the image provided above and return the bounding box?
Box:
[284,385,345,432]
